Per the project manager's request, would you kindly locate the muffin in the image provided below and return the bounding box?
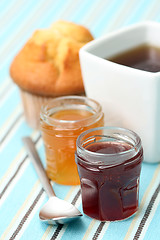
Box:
[10,20,94,128]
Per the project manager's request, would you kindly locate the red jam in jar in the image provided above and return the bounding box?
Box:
[75,127,143,221]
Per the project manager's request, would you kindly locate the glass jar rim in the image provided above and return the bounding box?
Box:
[76,126,142,166]
[40,95,103,128]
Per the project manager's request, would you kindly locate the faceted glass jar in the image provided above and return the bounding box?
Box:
[75,126,143,221]
[40,96,104,185]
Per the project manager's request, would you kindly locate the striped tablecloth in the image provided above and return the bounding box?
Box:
[1,0,160,239]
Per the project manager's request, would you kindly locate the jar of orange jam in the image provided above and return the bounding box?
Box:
[40,96,104,185]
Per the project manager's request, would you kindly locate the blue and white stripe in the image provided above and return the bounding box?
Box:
[1,0,160,239]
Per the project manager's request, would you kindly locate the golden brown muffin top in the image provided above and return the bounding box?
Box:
[10,20,94,97]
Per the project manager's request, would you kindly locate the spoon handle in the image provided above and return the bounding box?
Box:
[22,136,56,198]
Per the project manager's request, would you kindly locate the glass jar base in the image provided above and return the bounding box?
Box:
[47,171,80,186]
[84,209,138,222]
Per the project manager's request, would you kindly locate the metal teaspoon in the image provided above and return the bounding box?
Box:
[22,137,82,225]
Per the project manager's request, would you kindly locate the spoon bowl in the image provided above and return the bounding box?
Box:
[22,137,82,225]
[39,196,82,224]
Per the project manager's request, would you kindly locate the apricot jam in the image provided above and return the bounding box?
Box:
[76,127,143,221]
[40,96,104,185]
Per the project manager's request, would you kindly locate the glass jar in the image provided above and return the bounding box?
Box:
[40,96,104,185]
[75,126,143,221]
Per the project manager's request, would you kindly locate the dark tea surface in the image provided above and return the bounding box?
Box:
[108,44,160,72]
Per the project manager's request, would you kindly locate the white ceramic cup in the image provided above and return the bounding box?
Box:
[79,21,160,163]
